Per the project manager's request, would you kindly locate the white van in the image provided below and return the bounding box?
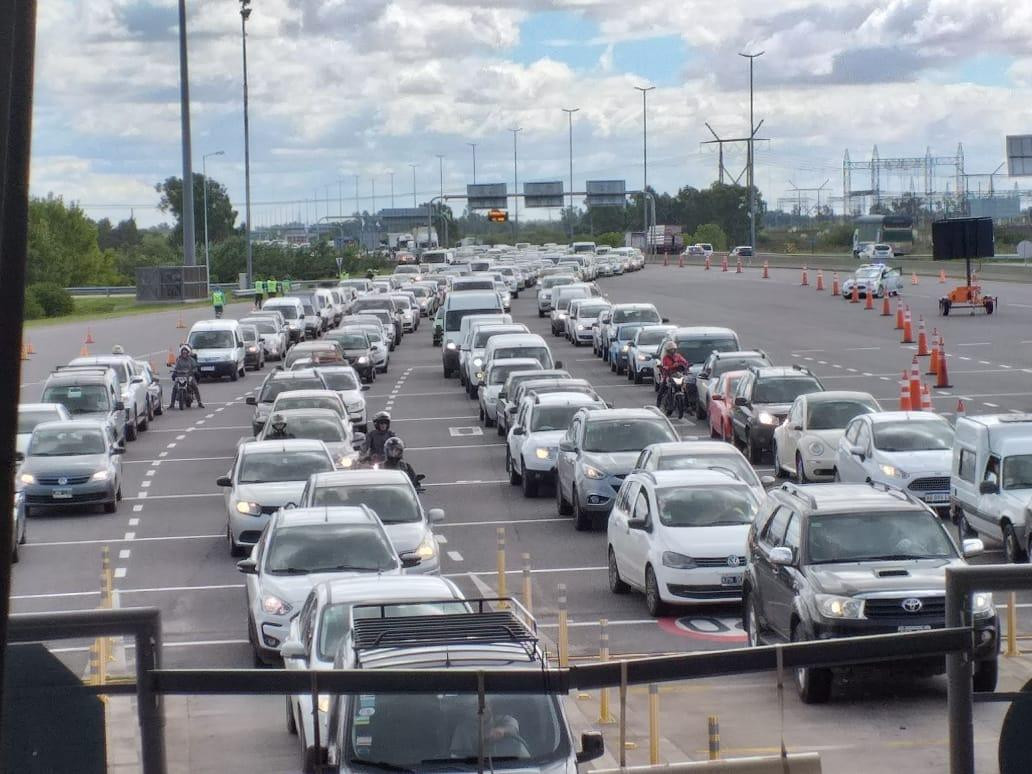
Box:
[952,414,1032,562]
[263,297,306,343]
[483,333,556,373]
[186,319,247,381]
[440,291,505,377]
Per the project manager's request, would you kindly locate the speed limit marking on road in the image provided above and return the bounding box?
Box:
[658,615,748,643]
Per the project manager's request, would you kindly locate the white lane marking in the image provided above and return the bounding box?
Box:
[124,532,135,541]
[803,357,814,361]
[539,619,660,630]
[114,567,127,579]
[1001,364,1013,369]
[124,456,233,464]
[186,427,195,433]
[436,535,447,544]
[817,360,827,365]
[145,469,156,477]
[862,372,873,377]
[125,493,219,501]
[1009,409,1024,414]
[136,491,148,499]
[846,368,857,373]
[128,518,140,526]
[984,402,1000,408]
[959,356,971,361]
[158,452,168,458]
[447,551,464,562]
[205,413,215,419]
[119,549,131,559]
[140,480,152,488]
[844,346,881,351]
[957,342,991,346]
[194,420,205,425]
[131,505,143,513]
[438,518,567,528]
[979,360,991,365]
[29,534,222,548]
[176,435,186,440]
[365,390,460,399]
[446,565,605,578]
[216,407,225,412]
[831,364,843,369]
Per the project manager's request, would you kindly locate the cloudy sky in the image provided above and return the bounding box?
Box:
[29,0,1032,228]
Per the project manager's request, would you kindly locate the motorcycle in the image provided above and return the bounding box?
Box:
[662,366,696,420]
[169,371,197,410]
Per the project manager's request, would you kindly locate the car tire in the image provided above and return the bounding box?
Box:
[1004,523,1028,563]
[633,367,643,384]
[573,489,592,532]
[792,627,832,704]
[610,360,616,373]
[155,398,163,416]
[230,366,239,382]
[795,454,809,484]
[228,525,246,558]
[608,548,629,594]
[954,507,976,538]
[772,443,787,478]
[247,617,265,668]
[126,414,138,442]
[695,399,707,421]
[973,657,999,692]
[645,566,666,617]
[103,498,117,514]
[520,465,538,497]
[744,593,762,647]
[145,399,154,424]
[556,479,573,516]
[538,310,545,318]
[746,432,762,464]
[507,450,521,485]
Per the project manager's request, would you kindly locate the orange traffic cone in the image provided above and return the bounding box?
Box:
[901,307,914,344]
[908,357,922,410]
[927,331,940,375]
[895,300,904,330]
[935,335,953,388]
[911,271,919,285]
[721,257,729,272]
[20,342,29,361]
[816,270,825,291]
[735,257,743,273]
[881,294,892,317]
[166,348,176,367]
[850,284,859,303]
[25,339,35,355]
[800,266,809,286]
[704,256,711,271]
[831,272,840,295]
[762,261,769,279]
[85,327,95,344]
[79,343,90,357]
[916,316,929,356]
[956,399,966,418]
[865,288,875,310]
[176,313,186,329]
[939,269,946,284]
[921,382,934,412]
[899,372,912,411]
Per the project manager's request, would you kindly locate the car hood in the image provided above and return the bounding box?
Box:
[636,345,659,356]
[261,568,401,611]
[338,389,365,405]
[663,524,751,556]
[875,449,951,474]
[71,410,116,424]
[196,348,236,361]
[23,454,109,476]
[806,558,960,596]
[382,521,428,554]
[754,402,792,416]
[582,450,641,475]
[802,429,845,447]
[234,481,307,505]
[339,348,369,358]
[526,430,566,448]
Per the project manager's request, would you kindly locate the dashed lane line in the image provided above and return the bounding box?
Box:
[27,534,222,548]
[447,551,464,562]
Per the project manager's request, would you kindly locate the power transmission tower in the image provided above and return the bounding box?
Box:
[700,123,768,185]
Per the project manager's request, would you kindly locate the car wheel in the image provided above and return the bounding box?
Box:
[116,485,122,501]
[973,657,999,692]
[744,594,762,647]
[1004,523,1028,563]
[645,566,666,617]
[772,443,787,478]
[247,616,264,668]
[126,414,138,442]
[145,399,154,423]
[792,627,832,704]
[520,463,538,497]
[478,404,486,423]
[610,359,616,373]
[746,432,762,464]
[507,450,521,485]
[573,489,592,531]
[695,398,707,421]
[608,548,629,594]
[230,366,239,382]
[103,499,117,514]
[832,468,840,482]
[633,367,643,384]
[556,479,573,516]
[795,454,809,484]
[954,507,976,538]
[285,696,298,735]
[155,397,163,416]
[228,525,246,558]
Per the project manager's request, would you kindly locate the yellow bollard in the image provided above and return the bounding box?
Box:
[708,715,720,760]
[557,583,569,668]
[496,528,507,603]
[1007,591,1020,657]
[649,683,660,764]
[619,660,628,767]
[598,619,612,724]
[521,553,532,614]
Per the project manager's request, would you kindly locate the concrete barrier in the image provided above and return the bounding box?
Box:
[594,754,821,773]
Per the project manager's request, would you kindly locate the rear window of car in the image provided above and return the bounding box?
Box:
[674,336,738,364]
[259,377,326,403]
[613,307,660,324]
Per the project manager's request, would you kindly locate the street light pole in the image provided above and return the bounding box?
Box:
[409,163,418,207]
[739,50,764,251]
[467,143,477,184]
[634,86,654,254]
[239,0,254,286]
[353,174,359,215]
[436,154,447,248]
[202,150,224,291]
[177,0,197,266]
[561,108,579,239]
[389,171,395,208]
[509,127,522,239]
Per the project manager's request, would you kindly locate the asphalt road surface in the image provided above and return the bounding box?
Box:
[15,267,1032,771]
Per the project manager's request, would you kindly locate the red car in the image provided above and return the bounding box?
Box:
[708,370,746,442]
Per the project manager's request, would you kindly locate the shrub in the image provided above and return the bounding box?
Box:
[23,293,45,320]
[28,282,75,317]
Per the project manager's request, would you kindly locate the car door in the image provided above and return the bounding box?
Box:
[609,481,637,583]
[768,511,802,636]
[510,402,530,472]
[557,416,582,502]
[977,454,1004,542]
[750,506,792,638]
[836,419,862,480]
[624,483,652,589]
[730,373,755,442]
[780,398,805,469]
[852,422,874,481]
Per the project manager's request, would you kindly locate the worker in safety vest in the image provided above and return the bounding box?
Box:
[254,278,265,309]
[211,288,226,318]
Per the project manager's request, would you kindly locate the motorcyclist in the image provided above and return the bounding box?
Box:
[170,345,204,409]
[656,341,689,409]
[264,413,292,439]
[361,411,396,462]
[111,345,125,355]
[383,437,421,490]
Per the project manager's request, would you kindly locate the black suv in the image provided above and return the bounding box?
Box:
[742,482,998,703]
[730,365,823,462]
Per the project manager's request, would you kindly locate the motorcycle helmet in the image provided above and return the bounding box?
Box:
[662,341,676,356]
[180,344,192,356]
[384,437,404,461]
[111,345,125,355]
[373,410,391,430]
[269,413,288,435]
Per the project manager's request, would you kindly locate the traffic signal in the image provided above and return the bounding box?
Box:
[487,209,509,223]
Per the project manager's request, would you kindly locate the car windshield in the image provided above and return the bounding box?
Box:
[19,409,62,434]
[265,524,396,575]
[241,328,257,343]
[263,416,344,442]
[490,363,539,384]
[674,336,738,363]
[42,385,110,414]
[555,293,587,310]
[542,277,574,289]
[873,421,953,452]
[616,325,643,341]
[317,600,469,661]
[269,305,298,319]
[248,320,279,334]
[259,378,325,403]
[238,450,333,483]
[583,419,675,453]
[310,483,421,524]
[333,334,368,349]
[188,330,235,349]
[577,305,608,319]
[613,308,660,324]
[346,692,569,769]
[29,427,107,456]
[492,348,550,368]
[531,404,586,432]
[806,399,878,430]
[753,377,822,404]
[1003,455,1032,490]
[317,370,360,391]
[474,329,516,347]
[446,308,500,331]
[657,454,761,489]
[274,397,341,414]
[635,329,669,346]
[857,267,883,278]
[807,510,956,564]
[655,486,756,527]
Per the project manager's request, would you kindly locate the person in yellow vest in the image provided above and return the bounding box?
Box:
[254,278,265,309]
[267,277,278,297]
[282,277,292,293]
[211,288,226,318]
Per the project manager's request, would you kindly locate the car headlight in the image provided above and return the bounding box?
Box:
[582,464,605,480]
[91,470,110,481]
[472,357,483,367]
[879,464,908,479]
[414,532,437,560]
[247,346,258,353]
[535,447,553,460]
[357,356,368,364]
[262,595,292,616]
[637,353,649,361]
[318,694,331,714]
[816,594,865,619]
[662,551,697,570]
[621,344,630,352]
[338,455,354,468]
[347,402,364,412]
[235,500,262,516]
[576,324,586,331]
[18,473,35,485]
[758,412,778,425]
[808,441,826,457]
[475,372,485,382]
[972,592,993,616]
[445,341,457,350]
[557,312,567,319]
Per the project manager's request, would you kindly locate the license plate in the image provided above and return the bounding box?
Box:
[721,575,742,587]
[200,366,215,372]
[923,493,949,503]
[898,625,932,632]
[51,488,72,499]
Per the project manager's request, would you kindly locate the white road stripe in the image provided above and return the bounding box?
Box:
[118,549,131,559]
[28,534,222,548]
[439,518,567,528]
[447,551,464,562]
[114,567,127,579]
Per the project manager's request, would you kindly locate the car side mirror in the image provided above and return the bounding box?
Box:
[699,370,710,379]
[978,481,999,495]
[236,558,257,574]
[111,445,125,455]
[497,392,507,401]
[628,518,649,532]
[401,555,421,569]
[554,360,564,369]
[577,731,605,764]
[427,507,445,523]
[734,396,748,407]
[848,444,865,461]
[216,475,232,488]
[760,475,776,488]
[512,426,526,436]
[962,538,985,558]
[790,422,803,431]
[14,451,24,463]
[361,385,370,391]
[130,376,144,384]
[661,317,670,324]
[114,401,125,412]
[246,396,257,405]
[558,439,575,453]
[280,639,306,660]
[769,546,794,566]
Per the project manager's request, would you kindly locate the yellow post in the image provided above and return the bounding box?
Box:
[1007,591,1020,657]
[557,583,569,668]
[598,619,612,724]
[521,553,532,614]
[708,715,720,760]
[87,641,100,686]
[618,660,628,767]
[648,683,660,764]
[496,528,507,603]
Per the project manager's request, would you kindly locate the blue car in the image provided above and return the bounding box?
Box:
[607,323,645,376]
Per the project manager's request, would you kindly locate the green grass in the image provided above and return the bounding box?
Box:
[25,296,218,328]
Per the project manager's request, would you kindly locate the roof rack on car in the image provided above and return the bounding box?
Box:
[779,482,818,509]
[866,480,920,505]
[52,365,112,374]
[791,364,813,374]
